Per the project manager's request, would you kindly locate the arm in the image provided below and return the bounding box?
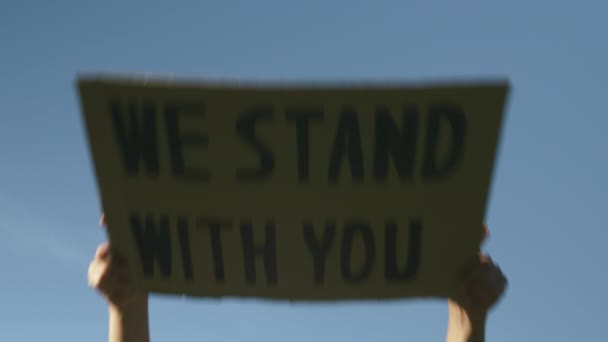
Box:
[108,295,150,342]
[446,227,507,342]
[88,241,151,342]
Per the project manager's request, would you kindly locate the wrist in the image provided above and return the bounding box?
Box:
[447,300,487,342]
[109,294,148,317]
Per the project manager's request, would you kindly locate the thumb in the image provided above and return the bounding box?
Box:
[99,213,106,228]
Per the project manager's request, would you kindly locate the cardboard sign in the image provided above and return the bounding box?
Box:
[77,76,508,301]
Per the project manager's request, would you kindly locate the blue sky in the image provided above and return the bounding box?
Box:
[1,1,606,341]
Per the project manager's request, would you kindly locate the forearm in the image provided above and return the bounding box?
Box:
[108,297,150,342]
[446,300,486,342]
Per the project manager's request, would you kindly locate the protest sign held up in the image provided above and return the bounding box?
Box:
[78,76,508,301]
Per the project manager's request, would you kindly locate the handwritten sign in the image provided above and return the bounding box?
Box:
[78,76,508,300]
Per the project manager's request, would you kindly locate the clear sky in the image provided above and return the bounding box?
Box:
[1,1,606,341]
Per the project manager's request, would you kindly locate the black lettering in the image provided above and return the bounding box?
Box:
[328,110,364,182]
[197,218,232,283]
[235,108,275,181]
[164,103,210,180]
[110,100,159,176]
[340,221,375,283]
[177,216,193,281]
[384,219,422,282]
[129,213,172,278]
[373,106,419,181]
[303,221,336,285]
[422,105,466,179]
[240,220,278,285]
[286,109,323,181]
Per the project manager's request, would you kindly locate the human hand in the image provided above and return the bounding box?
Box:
[454,225,507,316]
[453,251,507,318]
[88,215,147,312]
